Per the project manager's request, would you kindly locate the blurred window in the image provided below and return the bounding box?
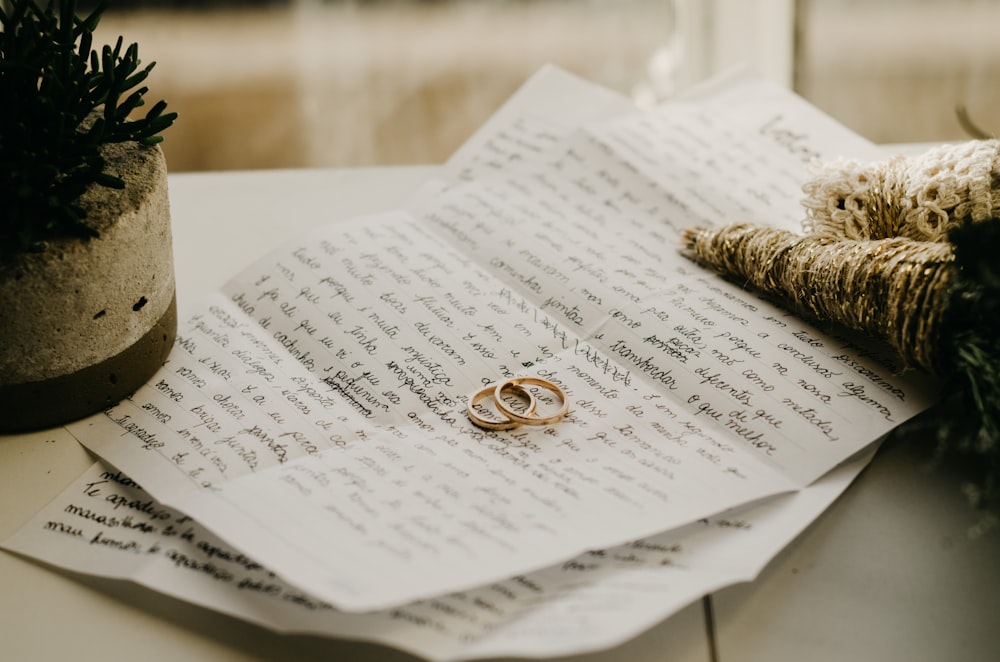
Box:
[82,0,997,171]
[795,0,999,145]
[93,0,681,171]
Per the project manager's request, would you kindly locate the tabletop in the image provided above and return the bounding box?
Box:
[1,166,997,662]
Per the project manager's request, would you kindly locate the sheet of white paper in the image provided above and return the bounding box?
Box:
[58,66,939,612]
[1,451,871,662]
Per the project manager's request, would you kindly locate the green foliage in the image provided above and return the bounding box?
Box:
[0,0,176,255]
[936,218,1000,520]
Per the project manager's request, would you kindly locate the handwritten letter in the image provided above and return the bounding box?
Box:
[3,452,869,661]
[63,69,938,612]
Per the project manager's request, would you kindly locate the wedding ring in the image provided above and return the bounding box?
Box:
[494,377,568,426]
[467,382,537,431]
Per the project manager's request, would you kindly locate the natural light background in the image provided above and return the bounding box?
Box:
[87,0,1000,172]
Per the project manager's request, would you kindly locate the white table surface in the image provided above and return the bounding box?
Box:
[1,166,997,662]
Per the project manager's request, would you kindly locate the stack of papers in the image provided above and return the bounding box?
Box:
[2,66,938,661]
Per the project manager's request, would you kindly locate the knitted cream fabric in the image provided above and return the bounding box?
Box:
[683,142,1000,374]
[802,139,1000,242]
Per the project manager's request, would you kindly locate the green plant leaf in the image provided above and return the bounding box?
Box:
[1,0,175,255]
[94,172,125,189]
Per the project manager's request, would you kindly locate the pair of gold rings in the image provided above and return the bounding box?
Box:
[467,376,569,431]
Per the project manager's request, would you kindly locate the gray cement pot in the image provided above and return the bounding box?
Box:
[0,142,177,432]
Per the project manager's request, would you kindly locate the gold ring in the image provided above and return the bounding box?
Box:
[467,382,537,431]
[494,377,568,426]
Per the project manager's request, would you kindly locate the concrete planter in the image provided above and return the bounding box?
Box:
[0,142,177,432]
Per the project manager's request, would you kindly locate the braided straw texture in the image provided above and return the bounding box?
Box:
[685,224,955,373]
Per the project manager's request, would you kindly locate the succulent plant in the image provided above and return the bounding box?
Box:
[0,0,176,256]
